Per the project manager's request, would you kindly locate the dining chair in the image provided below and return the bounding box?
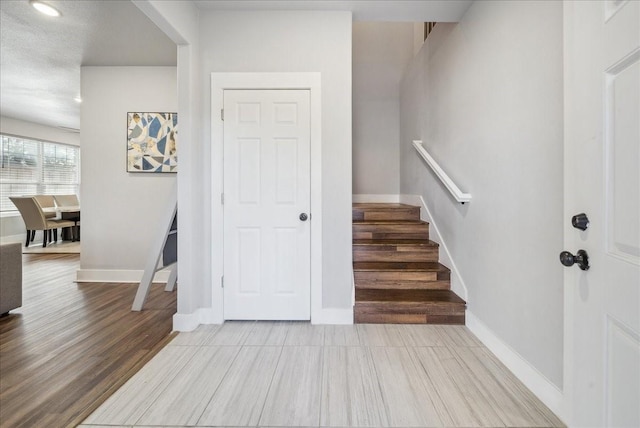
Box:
[53,194,80,240]
[9,197,76,247]
[34,195,57,219]
[53,194,79,207]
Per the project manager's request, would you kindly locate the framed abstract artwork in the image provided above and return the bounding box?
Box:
[127,112,177,173]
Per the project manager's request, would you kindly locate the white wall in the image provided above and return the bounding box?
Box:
[79,66,177,278]
[0,116,81,241]
[352,22,413,195]
[200,11,353,310]
[133,0,205,318]
[400,0,564,388]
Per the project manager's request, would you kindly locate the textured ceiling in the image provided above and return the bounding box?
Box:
[0,0,472,132]
[0,0,177,131]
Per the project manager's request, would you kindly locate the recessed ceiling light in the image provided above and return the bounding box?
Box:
[30,1,61,17]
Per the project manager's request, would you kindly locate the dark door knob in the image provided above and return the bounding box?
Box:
[299,213,308,221]
[571,213,590,231]
[559,249,590,270]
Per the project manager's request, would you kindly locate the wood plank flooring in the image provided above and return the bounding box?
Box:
[0,253,176,428]
[81,321,565,428]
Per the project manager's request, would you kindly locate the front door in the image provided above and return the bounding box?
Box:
[564,1,639,427]
[223,89,311,320]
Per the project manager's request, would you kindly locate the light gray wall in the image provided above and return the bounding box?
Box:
[0,116,81,242]
[352,22,413,195]
[80,66,176,271]
[199,10,353,309]
[399,1,564,387]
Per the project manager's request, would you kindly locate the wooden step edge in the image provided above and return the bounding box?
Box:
[353,261,450,272]
[352,239,439,247]
[354,280,452,290]
[353,203,420,209]
[355,289,466,305]
[352,220,428,225]
[355,300,467,310]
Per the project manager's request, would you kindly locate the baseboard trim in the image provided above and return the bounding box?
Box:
[173,306,352,332]
[352,194,400,203]
[76,268,171,283]
[466,311,565,421]
[400,194,469,301]
[173,308,222,331]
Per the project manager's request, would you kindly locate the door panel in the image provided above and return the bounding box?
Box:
[564,1,640,426]
[223,89,311,320]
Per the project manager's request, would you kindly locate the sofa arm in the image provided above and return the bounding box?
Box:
[0,242,23,315]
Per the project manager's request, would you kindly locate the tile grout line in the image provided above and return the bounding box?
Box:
[254,324,291,427]
[191,331,246,427]
[116,345,201,427]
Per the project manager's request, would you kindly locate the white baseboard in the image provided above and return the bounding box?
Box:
[466,311,565,421]
[173,307,353,332]
[353,194,400,203]
[173,308,222,331]
[400,194,469,301]
[76,268,172,283]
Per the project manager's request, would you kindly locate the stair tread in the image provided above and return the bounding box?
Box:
[353,220,427,224]
[353,203,419,209]
[353,261,449,272]
[356,289,466,305]
[353,239,438,246]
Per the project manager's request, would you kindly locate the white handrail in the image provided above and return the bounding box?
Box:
[412,140,471,204]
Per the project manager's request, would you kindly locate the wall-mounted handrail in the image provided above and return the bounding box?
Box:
[412,140,471,204]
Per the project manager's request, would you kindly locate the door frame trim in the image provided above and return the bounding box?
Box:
[211,72,322,323]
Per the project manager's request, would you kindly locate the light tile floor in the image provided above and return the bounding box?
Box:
[80,322,564,428]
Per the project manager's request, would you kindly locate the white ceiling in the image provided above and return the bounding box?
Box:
[0,0,177,131]
[0,0,472,132]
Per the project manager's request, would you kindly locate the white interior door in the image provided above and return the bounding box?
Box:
[564,1,640,427]
[223,89,311,320]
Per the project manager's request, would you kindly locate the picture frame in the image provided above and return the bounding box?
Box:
[127,112,177,173]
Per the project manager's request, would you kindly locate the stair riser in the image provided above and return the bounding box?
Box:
[353,207,420,222]
[355,302,466,314]
[353,224,428,237]
[354,312,465,325]
[354,270,450,282]
[354,280,451,290]
[353,249,439,262]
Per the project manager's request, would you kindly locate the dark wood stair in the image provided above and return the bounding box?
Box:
[353,203,466,324]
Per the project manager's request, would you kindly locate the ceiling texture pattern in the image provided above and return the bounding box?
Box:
[0,0,177,131]
[0,0,472,131]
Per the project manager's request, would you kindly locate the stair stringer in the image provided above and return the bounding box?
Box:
[399,194,469,302]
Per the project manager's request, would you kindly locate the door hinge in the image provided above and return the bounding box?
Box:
[221,193,224,205]
[221,276,224,288]
[221,108,224,121]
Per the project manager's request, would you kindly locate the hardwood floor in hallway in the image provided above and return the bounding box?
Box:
[0,253,176,428]
[81,322,565,428]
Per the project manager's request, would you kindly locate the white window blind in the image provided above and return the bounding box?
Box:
[0,134,80,212]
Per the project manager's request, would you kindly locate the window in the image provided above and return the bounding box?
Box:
[0,134,80,212]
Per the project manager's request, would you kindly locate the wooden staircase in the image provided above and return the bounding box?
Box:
[353,203,466,324]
